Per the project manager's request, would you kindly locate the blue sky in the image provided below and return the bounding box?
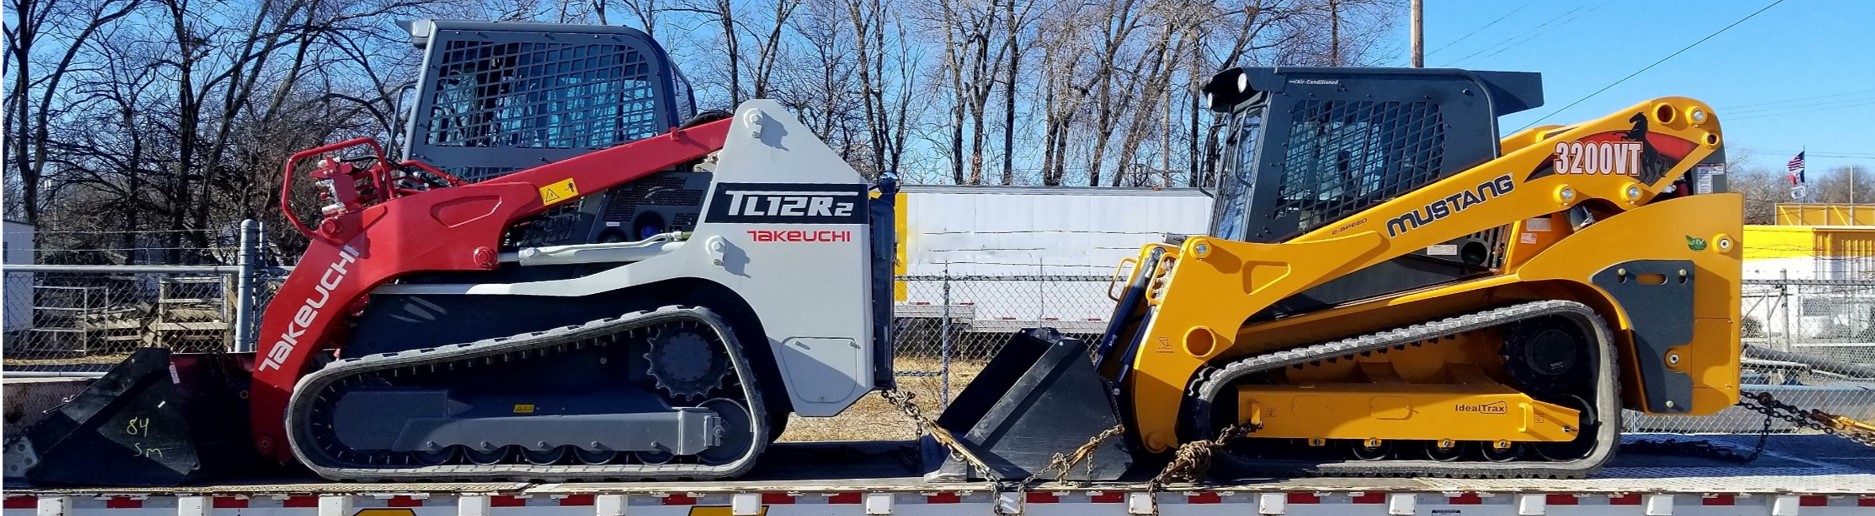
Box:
[1381,0,1875,175]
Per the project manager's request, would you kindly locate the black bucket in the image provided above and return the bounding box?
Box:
[3,348,255,487]
[923,328,1132,482]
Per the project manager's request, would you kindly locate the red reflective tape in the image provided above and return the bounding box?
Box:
[1186,493,1221,504]
[662,494,698,506]
[1801,496,1827,507]
[212,497,249,509]
[927,493,961,504]
[1702,495,1735,506]
[387,496,423,507]
[1859,497,1875,507]
[1090,492,1125,504]
[828,493,862,505]
[1545,494,1578,506]
[1286,493,1320,504]
[490,496,527,507]
[1351,493,1384,504]
[1447,494,1483,505]
[1026,492,1059,504]
[283,497,319,508]
[558,495,594,507]
[1610,494,1641,506]
[105,498,142,509]
[761,493,795,505]
[3,497,34,510]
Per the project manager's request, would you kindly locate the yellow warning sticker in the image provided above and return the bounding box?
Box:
[513,404,536,414]
[539,179,579,206]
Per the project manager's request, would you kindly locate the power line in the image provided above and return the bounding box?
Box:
[1722,90,1875,111]
[1727,99,1875,122]
[1464,2,1616,67]
[1723,95,1875,117]
[1735,147,1875,159]
[1425,2,1531,57]
[1516,0,1788,131]
[1446,4,1592,66]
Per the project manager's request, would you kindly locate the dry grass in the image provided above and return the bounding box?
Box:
[777,356,987,442]
[4,352,135,366]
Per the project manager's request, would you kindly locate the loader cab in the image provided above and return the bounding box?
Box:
[397,19,706,249]
[1201,66,1545,312]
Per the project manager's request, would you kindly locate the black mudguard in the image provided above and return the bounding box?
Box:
[3,348,256,487]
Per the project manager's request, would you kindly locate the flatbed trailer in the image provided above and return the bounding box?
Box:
[8,436,1874,516]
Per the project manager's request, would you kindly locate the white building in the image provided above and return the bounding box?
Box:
[894,185,1213,333]
[1739,224,1875,340]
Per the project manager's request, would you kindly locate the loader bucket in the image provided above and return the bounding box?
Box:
[3,348,254,487]
[923,328,1132,482]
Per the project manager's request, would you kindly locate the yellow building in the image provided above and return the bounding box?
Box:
[1744,224,1875,280]
[1775,203,1875,226]
[1742,221,1875,340]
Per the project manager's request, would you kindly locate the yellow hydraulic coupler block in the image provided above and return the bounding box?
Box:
[1237,383,1582,443]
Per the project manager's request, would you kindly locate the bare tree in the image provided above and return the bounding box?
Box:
[4,0,141,224]
[6,0,1425,266]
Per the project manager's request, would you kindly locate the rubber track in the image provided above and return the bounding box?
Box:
[1186,300,1621,479]
[285,305,770,482]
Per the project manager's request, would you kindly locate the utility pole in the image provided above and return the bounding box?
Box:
[1411,0,1424,67]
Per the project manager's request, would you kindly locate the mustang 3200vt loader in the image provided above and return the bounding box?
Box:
[934,66,1741,481]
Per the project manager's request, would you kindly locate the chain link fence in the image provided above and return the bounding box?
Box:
[1637,278,1875,434]
[5,270,234,371]
[2,221,277,373]
[4,241,1872,441]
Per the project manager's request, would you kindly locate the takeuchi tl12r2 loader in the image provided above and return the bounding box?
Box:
[5,20,1742,487]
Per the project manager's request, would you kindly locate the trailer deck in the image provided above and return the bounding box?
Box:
[5,435,1873,515]
[8,434,1872,494]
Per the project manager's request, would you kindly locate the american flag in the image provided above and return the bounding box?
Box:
[1788,151,1806,185]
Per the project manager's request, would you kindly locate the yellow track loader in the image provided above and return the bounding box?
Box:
[935,66,1739,480]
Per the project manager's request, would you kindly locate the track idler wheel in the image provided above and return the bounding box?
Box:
[1481,441,1523,462]
[575,449,621,465]
[1422,440,1464,462]
[1347,439,1392,461]
[1533,394,1598,461]
[697,398,755,465]
[464,446,510,465]
[412,448,455,466]
[522,446,571,465]
[634,450,674,464]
